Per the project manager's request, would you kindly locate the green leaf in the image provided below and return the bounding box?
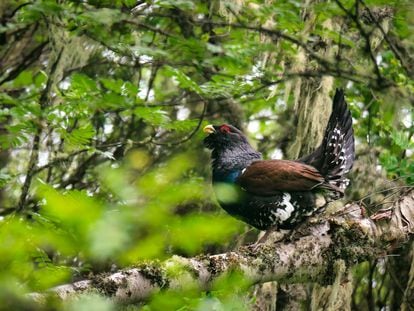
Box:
[170,214,241,254]
[70,73,99,93]
[39,186,103,243]
[163,119,200,132]
[13,70,33,87]
[79,8,122,26]
[134,106,170,126]
[64,293,115,311]
[89,211,130,261]
[34,71,48,88]
[0,172,12,188]
[61,124,96,147]
[100,92,130,108]
[164,66,203,94]
[155,0,195,10]
[100,78,124,94]
[390,130,413,149]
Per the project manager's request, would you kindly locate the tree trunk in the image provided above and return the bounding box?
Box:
[0,117,10,208]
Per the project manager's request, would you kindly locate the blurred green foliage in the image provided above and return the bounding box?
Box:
[0,151,243,309]
[0,0,413,310]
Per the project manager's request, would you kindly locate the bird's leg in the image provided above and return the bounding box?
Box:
[249,232,271,252]
[256,228,275,244]
[285,214,321,242]
[250,227,286,251]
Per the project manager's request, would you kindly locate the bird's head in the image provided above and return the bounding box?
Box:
[203,124,250,151]
[203,123,262,172]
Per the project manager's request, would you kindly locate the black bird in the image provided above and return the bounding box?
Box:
[203,89,355,233]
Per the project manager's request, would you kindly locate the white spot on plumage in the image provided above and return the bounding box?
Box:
[270,193,295,222]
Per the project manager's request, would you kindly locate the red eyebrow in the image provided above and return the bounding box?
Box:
[220,125,231,133]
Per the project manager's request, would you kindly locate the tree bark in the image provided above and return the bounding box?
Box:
[401,243,414,311]
[0,116,10,208]
[30,191,414,305]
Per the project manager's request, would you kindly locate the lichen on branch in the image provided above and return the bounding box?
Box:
[30,191,414,305]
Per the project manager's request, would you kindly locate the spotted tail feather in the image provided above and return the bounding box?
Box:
[299,89,355,193]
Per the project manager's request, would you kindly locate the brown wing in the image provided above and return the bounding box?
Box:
[237,160,326,196]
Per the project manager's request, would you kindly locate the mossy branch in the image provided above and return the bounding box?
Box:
[30,191,414,304]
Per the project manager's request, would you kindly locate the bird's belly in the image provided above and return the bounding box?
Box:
[240,192,317,230]
[213,183,318,230]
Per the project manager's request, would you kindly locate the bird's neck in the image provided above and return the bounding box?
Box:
[211,146,261,182]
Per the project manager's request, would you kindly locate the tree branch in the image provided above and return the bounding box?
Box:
[30,191,414,304]
[16,48,63,212]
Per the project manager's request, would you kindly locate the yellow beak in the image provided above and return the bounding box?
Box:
[203,124,216,134]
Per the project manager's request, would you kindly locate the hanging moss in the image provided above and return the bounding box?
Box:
[48,21,96,88]
[287,18,338,159]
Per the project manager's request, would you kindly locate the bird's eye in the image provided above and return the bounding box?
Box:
[220,125,231,133]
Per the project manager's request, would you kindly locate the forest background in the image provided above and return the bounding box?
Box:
[0,0,413,310]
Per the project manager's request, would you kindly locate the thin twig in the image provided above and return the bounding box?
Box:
[334,0,384,86]
[152,97,207,145]
[17,48,63,212]
[359,0,413,78]
[124,19,177,38]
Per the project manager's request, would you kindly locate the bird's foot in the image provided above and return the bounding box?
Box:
[249,228,287,252]
[285,215,322,242]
